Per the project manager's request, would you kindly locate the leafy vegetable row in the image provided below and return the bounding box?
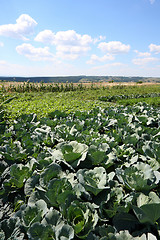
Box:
[0,103,160,239]
[99,92,160,102]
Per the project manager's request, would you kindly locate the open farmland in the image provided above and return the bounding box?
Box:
[1,80,160,90]
[0,82,160,239]
[0,81,160,120]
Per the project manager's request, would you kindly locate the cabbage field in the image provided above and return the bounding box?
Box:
[0,99,160,239]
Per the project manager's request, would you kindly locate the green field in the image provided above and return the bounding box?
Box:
[1,82,160,239]
[1,82,160,120]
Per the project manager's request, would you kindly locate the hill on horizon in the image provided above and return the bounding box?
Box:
[0,76,160,83]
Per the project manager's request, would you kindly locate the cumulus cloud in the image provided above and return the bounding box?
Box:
[149,44,160,54]
[98,41,130,54]
[134,50,151,57]
[35,29,92,46]
[132,57,158,65]
[16,43,56,61]
[0,14,37,40]
[35,29,93,59]
[56,45,91,60]
[34,30,55,44]
[86,54,115,64]
[93,35,106,44]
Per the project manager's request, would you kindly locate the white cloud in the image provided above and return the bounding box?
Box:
[93,62,125,70]
[134,50,151,57]
[16,43,56,61]
[56,45,91,60]
[0,60,79,76]
[132,57,158,65]
[0,14,37,40]
[149,43,160,54]
[35,29,92,46]
[98,41,130,54]
[87,62,127,76]
[1,59,160,77]
[35,29,93,59]
[87,62,160,77]
[0,60,7,65]
[93,35,106,44]
[34,30,55,44]
[0,42,4,47]
[86,54,114,64]
[54,30,92,46]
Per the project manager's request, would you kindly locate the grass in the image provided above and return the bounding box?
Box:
[0,82,160,121]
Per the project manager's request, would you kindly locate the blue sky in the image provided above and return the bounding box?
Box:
[0,0,160,77]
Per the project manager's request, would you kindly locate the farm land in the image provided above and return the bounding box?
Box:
[1,81,160,239]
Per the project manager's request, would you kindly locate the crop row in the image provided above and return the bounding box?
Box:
[0,82,97,93]
[99,92,160,102]
[0,103,160,239]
